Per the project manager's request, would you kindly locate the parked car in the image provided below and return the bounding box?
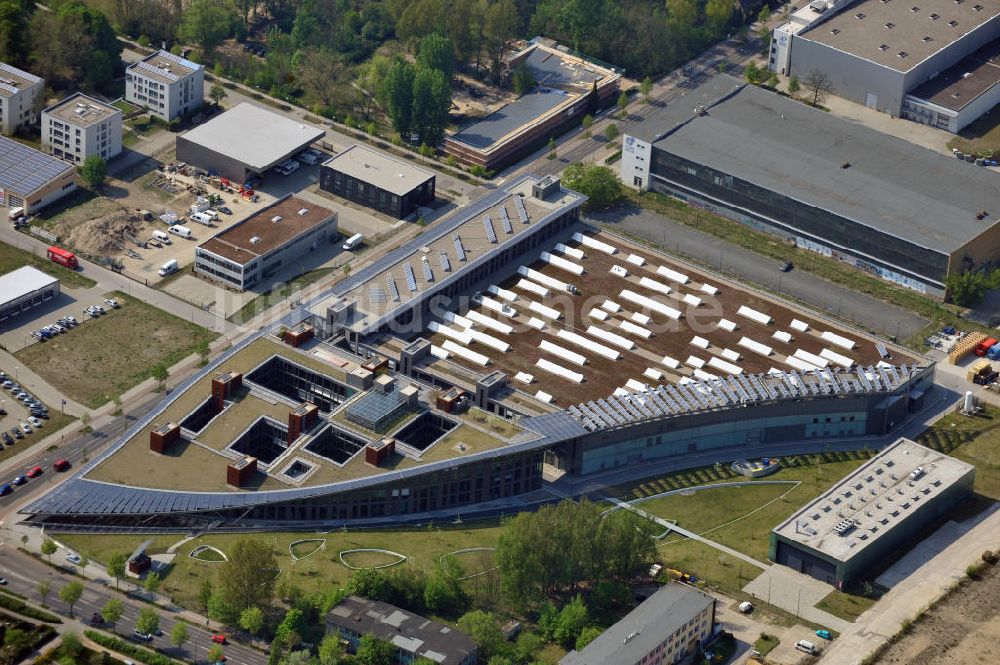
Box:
[65,552,82,564]
[0,577,8,585]
[104,298,120,309]
[12,475,25,485]
[90,613,103,626]
[31,410,48,420]
[64,315,78,326]
[816,629,832,640]
[0,483,11,496]
[11,428,22,440]
[19,422,31,434]
[1,381,12,389]
[780,261,794,272]
[1,433,11,445]
[132,629,153,642]
[217,206,233,215]
[50,323,65,334]
[28,416,42,428]
[25,465,41,477]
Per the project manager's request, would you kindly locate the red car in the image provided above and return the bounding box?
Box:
[211,634,227,644]
[53,459,70,472]
[25,466,42,478]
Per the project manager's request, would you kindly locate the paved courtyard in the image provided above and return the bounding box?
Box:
[743,565,851,633]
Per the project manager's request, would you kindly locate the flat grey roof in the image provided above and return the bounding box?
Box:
[450,89,569,149]
[0,266,58,305]
[800,0,1000,73]
[523,45,606,87]
[647,75,1000,254]
[44,93,121,128]
[179,103,325,172]
[0,135,74,195]
[907,38,1000,110]
[0,62,41,97]
[323,144,434,196]
[560,584,714,665]
[128,49,201,84]
[773,438,974,562]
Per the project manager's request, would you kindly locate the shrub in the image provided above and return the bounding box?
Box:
[0,593,61,623]
[84,630,176,665]
[982,549,998,564]
[966,562,985,580]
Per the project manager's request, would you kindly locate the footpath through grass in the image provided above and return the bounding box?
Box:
[0,240,95,290]
[623,189,988,350]
[15,292,217,408]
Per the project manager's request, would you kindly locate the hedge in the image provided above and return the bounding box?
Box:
[0,593,61,623]
[84,631,179,665]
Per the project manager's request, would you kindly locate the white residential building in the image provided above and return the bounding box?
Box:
[0,62,43,135]
[125,50,204,121]
[41,93,122,165]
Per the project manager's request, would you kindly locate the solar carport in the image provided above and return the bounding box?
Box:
[175,103,326,182]
[0,135,77,213]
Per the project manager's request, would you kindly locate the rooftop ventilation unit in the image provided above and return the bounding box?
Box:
[271,215,282,223]
[832,518,856,536]
[297,208,309,216]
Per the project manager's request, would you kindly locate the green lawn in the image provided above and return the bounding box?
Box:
[948,106,1000,157]
[58,523,504,610]
[622,189,985,351]
[815,588,878,622]
[15,292,217,408]
[753,632,780,656]
[227,267,337,324]
[0,240,95,290]
[916,408,1000,500]
[657,538,764,596]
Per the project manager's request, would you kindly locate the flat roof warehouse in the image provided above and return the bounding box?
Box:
[322,144,435,196]
[644,76,1000,255]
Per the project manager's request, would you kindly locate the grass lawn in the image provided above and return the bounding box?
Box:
[916,408,1000,500]
[947,107,1000,156]
[622,189,986,351]
[15,292,217,408]
[658,539,764,596]
[0,240,95,290]
[58,523,504,610]
[227,267,337,324]
[815,588,878,622]
[753,632,780,656]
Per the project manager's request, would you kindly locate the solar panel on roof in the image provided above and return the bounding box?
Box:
[452,234,467,261]
[514,195,528,223]
[499,206,513,233]
[876,342,890,359]
[439,251,452,272]
[483,216,497,244]
[0,136,73,196]
[421,257,434,282]
[386,276,400,302]
[403,263,418,292]
[368,284,387,303]
[135,59,179,81]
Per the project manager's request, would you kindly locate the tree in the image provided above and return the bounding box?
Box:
[275,608,306,649]
[410,66,451,145]
[483,0,518,84]
[347,567,393,600]
[40,538,57,563]
[198,579,214,615]
[282,652,316,665]
[561,163,623,209]
[59,581,84,617]
[417,33,455,80]
[208,645,225,664]
[318,634,346,665]
[640,76,653,103]
[29,1,122,92]
[705,0,734,34]
[0,1,29,68]
[59,632,83,660]
[37,581,51,606]
[581,113,594,137]
[210,83,226,107]
[355,634,394,665]
[456,610,503,661]
[788,75,801,95]
[576,626,603,650]
[604,123,619,142]
[144,571,161,599]
[487,657,513,665]
[180,0,235,54]
[547,136,557,158]
[239,606,265,638]
[108,553,127,590]
[150,362,169,389]
[3,628,28,656]
[553,595,588,648]
[380,59,416,137]
[946,269,1000,306]
[617,91,628,118]
[803,69,834,107]
[101,599,124,633]
[135,607,160,638]
[744,61,762,85]
[208,590,239,626]
[217,539,279,616]
[512,63,535,96]
[171,622,188,656]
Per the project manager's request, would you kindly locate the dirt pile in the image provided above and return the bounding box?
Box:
[67,211,149,255]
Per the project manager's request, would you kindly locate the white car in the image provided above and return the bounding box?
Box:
[19,421,31,434]
[27,416,42,428]
[65,552,82,564]
[297,152,319,165]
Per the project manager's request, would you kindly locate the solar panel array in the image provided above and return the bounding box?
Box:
[386,275,400,302]
[0,136,73,195]
[452,234,467,261]
[499,206,513,234]
[876,342,890,359]
[483,216,498,244]
[514,195,529,223]
[421,258,434,282]
[135,59,179,82]
[439,251,452,272]
[567,364,923,432]
[368,284,387,303]
[403,263,418,292]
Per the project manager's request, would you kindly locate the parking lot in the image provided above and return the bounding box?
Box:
[0,367,69,464]
[0,285,122,353]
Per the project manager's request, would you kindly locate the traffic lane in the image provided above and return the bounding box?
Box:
[585,205,929,340]
[0,553,264,664]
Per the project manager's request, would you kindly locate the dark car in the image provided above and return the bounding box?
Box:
[218,206,233,215]
[90,612,103,626]
[0,483,11,496]
[780,261,794,272]
[0,433,9,446]
[12,476,25,486]
[10,428,21,440]
[53,459,70,472]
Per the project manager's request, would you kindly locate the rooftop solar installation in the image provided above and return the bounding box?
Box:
[0,135,73,195]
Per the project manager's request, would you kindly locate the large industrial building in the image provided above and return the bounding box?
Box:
[770,438,974,584]
[319,144,435,219]
[0,266,59,324]
[560,584,716,665]
[176,103,325,182]
[22,175,935,530]
[443,39,621,171]
[769,0,1000,129]
[193,195,337,291]
[0,62,43,135]
[0,135,77,213]
[620,75,1000,297]
[125,50,204,122]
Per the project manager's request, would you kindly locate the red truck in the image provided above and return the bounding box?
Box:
[976,337,998,357]
[46,245,77,269]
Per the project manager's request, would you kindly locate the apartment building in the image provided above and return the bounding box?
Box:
[41,93,122,165]
[0,62,43,135]
[125,50,204,122]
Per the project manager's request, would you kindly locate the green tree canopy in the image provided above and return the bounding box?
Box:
[553,595,588,648]
[217,538,279,616]
[58,581,84,617]
[456,610,504,660]
[239,606,265,637]
[575,626,603,650]
[410,66,450,145]
[347,567,393,601]
[107,552,127,589]
[135,607,160,636]
[101,599,124,631]
[561,163,623,210]
[180,0,235,53]
[79,156,107,188]
[417,33,455,80]
[355,634,394,665]
[380,59,416,137]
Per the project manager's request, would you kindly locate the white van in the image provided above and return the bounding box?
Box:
[151,230,171,244]
[190,212,214,226]
[342,233,364,251]
[158,259,178,276]
[795,640,818,655]
[7,206,24,221]
[168,225,192,239]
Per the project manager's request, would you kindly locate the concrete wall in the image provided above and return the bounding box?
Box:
[175,137,250,182]
[789,37,906,112]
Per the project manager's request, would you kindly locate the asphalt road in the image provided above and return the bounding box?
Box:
[586,204,929,340]
[0,550,264,665]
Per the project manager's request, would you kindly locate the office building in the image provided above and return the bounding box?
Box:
[41,93,122,164]
[125,50,204,122]
[0,62,43,135]
[320,144,435,219]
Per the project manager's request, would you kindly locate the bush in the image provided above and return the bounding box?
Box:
[84,630,176,665]
[0,593,61,623]
[966,562,985,580]
[982,549,998,564]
